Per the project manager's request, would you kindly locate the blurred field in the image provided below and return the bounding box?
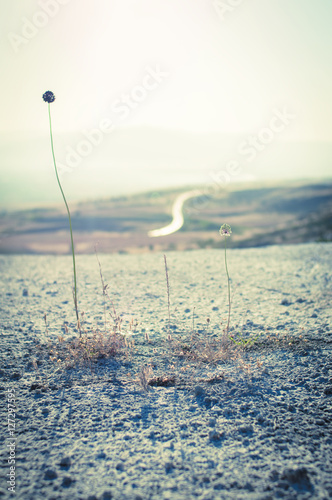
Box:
[0,180,331,254]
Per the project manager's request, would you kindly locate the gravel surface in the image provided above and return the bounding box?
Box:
[0,243,331,499]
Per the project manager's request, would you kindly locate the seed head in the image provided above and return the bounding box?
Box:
[219,223,232,237]
[42,91,55,103]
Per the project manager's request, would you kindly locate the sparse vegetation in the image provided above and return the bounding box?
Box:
[37,223,268,387]
[26,185,320,392]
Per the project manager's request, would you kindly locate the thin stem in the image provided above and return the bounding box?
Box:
[48,103,80,331]
[224,237,231,334]
[95,245,107,333]
[192,306,195,334]
[164,254,171,338]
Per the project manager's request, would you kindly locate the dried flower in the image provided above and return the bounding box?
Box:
[220,223,232,334]
[42,91,55,103]
[219,223,232,237]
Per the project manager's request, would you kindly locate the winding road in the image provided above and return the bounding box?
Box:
[148,189,203,237]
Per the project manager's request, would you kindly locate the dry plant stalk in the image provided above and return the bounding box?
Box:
[138,365,153,392]
[43,90,80,334]
[219,223,232,335]
[164,254,171,339]
[192,306,196,333]
[95,245,108,332]
[94,246,123,335]
[32,358,49,390]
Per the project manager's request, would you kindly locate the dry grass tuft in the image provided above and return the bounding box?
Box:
[167,331,240,366]
[47,328,129,369]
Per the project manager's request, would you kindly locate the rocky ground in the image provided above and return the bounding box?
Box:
[0,243,331,499]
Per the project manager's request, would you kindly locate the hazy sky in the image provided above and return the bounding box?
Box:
[1,0,332,205]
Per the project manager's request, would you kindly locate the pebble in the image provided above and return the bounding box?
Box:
[59,456,71,467]
[62,475,74,486]
[44,469,57,480]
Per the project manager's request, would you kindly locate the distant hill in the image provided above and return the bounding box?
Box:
[0,181,331,254]
[183,181,332,249]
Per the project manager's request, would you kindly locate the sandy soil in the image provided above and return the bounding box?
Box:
[0,243,332,499]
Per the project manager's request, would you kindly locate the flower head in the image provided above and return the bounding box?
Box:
[219,223,232,237]
[42,91,55,103]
